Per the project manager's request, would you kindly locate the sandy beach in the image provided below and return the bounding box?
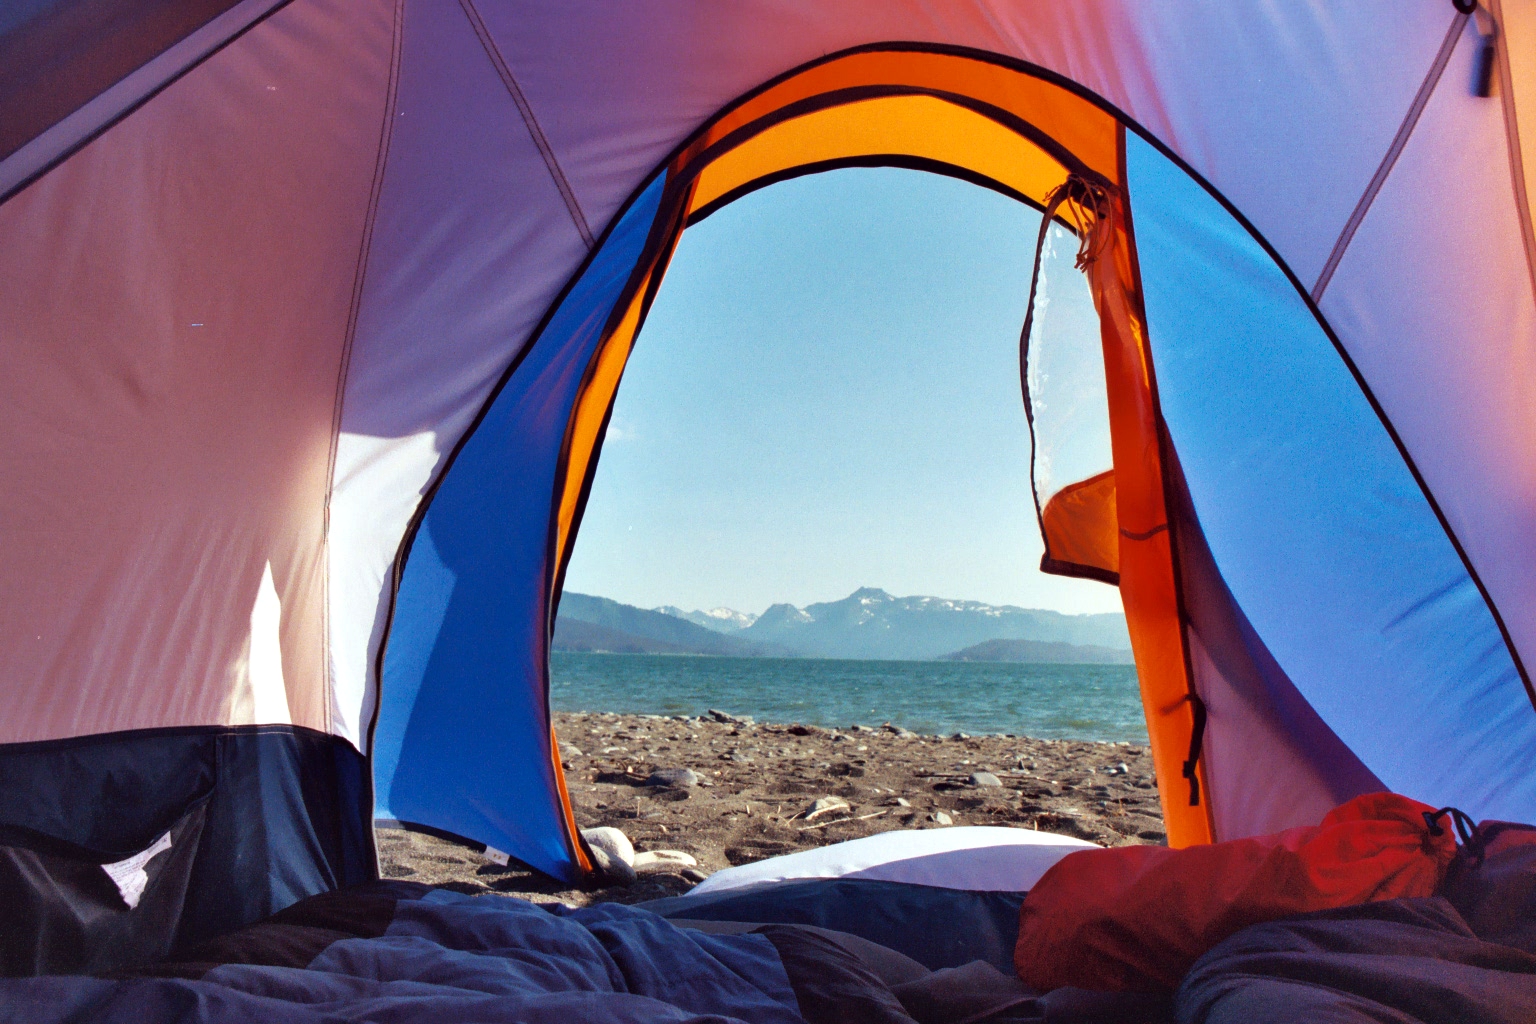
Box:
[379,709,1165,906]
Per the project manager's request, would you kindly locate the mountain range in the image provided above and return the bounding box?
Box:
[554,587,1131,663]
[653,605,758,633]
[554,593,792,658]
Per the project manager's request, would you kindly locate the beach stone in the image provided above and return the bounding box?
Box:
[803,796,850,820]
[633,849,698,870]
[560,743,583,759]
[708,709,754,725]
[681,868,710,883]
[588,845,637,886]
[581,826,634,866]
[646,768,700,789]
[890,797,911,808]
[1117,762,1130,775]
[850,724,874,733]
[969,772,1003,788]
[787,724,817,736]
[930,811,953,825]
[951,732,970,741]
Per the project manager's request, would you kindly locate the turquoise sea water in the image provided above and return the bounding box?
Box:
[550,653,1147,743]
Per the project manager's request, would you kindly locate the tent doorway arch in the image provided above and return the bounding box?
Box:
[377,46,1524,884]
[371,47,1234,884]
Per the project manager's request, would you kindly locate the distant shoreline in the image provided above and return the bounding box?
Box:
[551,648,1137,668]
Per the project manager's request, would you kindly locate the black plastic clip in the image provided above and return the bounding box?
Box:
[1423,806,1485,863]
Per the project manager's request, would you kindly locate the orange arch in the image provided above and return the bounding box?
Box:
[551,48,1213,853]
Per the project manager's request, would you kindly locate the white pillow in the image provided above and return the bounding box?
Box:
[686,826,1098,897]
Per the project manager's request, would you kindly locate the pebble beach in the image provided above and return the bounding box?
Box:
[379,709,1167,906]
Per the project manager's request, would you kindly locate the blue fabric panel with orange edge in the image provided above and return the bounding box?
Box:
[372,175,667,883]
[1126,133,1536,825]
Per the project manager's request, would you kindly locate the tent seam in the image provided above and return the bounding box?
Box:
[1310,11,1467,303]
[460,0,594,249]
[324,0,406,743]
[1487,0,1536,307]
[0,0,296,209]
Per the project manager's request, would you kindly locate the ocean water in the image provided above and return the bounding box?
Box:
[550,653,1147,743]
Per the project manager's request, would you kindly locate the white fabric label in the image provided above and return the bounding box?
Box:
[101,831,172,909]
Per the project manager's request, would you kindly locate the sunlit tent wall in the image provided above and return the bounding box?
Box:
[2,0,1534,966]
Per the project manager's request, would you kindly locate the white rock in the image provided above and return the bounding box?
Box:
[646,768,700,788]
[930,811,953,825]
[588,845,636,886]
[803,796,850,821]
[581,826,635,866]
[633,849,699,871]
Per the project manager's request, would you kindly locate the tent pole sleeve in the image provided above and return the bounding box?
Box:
[1087,135,1214,848]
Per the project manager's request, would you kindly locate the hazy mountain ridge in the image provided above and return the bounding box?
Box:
[941,637,1135,665]
[741,586,1130,661]
[556,593,792,658]
[552,618,699,655]
[567,587,1130,662]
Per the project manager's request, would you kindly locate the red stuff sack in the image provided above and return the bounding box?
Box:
[1013,792,1458,993]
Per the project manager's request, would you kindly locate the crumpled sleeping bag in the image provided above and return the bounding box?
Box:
[1176,822,1536,1023]
[0,879,1168,1024]
[0,882,811,1024]
[1014,793,1457,992]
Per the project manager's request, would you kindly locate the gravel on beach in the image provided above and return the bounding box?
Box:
[378,710,1166,907]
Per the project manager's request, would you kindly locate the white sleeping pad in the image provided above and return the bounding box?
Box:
[686,826,1098,897]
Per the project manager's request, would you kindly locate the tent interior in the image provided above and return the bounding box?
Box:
[2,1,1535,1020]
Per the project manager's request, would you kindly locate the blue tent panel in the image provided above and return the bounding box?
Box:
[372,174,667,881]
[1127,133,1536,823]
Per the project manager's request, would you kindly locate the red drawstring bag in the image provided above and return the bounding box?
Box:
[1013,792,1459,992]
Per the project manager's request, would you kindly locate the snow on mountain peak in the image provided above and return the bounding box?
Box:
[653,604,757,633]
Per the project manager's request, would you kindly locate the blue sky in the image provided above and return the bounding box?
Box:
[562,167,1122,617]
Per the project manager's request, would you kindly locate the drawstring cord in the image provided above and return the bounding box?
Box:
[1054,176,1116,270]
[1423,806,1485,863]
[1181,694,1207,807]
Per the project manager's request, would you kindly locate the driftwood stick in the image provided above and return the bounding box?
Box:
[797,809,888,832]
